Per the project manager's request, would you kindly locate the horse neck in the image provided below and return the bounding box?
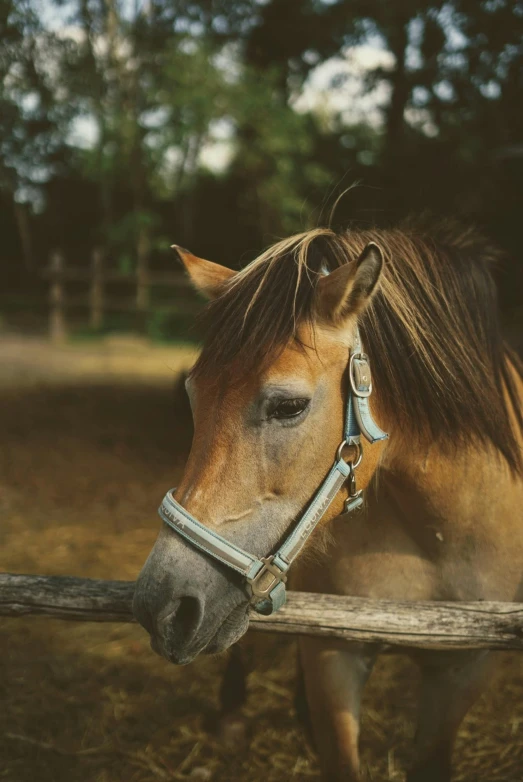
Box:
[375,410,511,527]
[375,350,523,507]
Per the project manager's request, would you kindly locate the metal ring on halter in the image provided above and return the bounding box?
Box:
[335,440,363,468]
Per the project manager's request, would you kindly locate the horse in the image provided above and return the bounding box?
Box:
[133,221,523,781]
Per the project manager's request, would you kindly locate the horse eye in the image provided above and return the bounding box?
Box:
[270,398,310,420]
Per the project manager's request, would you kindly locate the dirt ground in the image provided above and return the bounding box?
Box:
[1,336,522,782]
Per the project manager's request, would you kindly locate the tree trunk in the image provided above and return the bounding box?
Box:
[13,201,33,271]
[384,17,410,160]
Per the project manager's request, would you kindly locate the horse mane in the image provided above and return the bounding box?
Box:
[193,220,523,474]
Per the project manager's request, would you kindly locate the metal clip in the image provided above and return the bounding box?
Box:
[344,493,364,514]
[343,462,364,515]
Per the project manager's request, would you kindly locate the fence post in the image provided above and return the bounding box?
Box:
[136,229,150,331]
[90,247,104,330]
[49,250,66,343]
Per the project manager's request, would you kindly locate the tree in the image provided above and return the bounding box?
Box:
[0,0,73,270]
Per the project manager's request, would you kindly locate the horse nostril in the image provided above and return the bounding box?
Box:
[169,595,203,646]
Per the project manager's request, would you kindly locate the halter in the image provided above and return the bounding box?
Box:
[158,330,388,615]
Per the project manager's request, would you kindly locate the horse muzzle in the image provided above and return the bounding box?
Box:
[133,559,250,665]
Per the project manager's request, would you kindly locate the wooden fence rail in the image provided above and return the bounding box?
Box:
[2,573,523,651]
[43,249,195,342]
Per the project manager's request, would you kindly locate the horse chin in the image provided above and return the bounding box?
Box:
[202,605,250,655]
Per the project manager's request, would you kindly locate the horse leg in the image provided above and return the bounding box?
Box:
[295,650,314,745]
[407,650,493,782]
[299,637,377,782]
[215,643,249,749]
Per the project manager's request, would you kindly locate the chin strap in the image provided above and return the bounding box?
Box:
[157,328,388,615]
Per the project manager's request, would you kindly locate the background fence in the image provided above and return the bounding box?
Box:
[43,249,197,343]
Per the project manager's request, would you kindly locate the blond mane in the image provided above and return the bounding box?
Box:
[194,220,523,473]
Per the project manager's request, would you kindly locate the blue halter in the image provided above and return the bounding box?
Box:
[158,330,388,615]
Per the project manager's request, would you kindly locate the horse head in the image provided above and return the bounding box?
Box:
[133,231,388,664]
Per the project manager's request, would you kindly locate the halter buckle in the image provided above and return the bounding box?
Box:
[248,555,287,600]
[349,352,372,398]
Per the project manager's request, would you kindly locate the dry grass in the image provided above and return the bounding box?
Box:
[0,337,522,781]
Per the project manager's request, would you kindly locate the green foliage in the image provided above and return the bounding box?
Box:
[146,306,197,343]
[0,0,74,200]
[1,0,522,309]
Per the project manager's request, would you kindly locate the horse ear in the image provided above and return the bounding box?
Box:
[172,245,236,299]
[315,242,383,324]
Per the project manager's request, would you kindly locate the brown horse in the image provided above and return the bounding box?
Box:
[134,222,523,781]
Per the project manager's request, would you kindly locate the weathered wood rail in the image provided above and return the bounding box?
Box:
[1,573,523,651]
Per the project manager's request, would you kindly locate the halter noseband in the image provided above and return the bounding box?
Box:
[158,330,388,615]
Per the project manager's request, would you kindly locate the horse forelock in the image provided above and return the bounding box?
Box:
[192,219,523,474]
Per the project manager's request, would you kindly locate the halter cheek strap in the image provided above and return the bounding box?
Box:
[157,329,388,616]
[345,331,388,446]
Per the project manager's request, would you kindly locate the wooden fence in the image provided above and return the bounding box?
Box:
[43,249,195,342]
[2,573,523,651]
